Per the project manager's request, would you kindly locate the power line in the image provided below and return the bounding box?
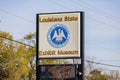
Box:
[85,59,120,68]
[49,0,120,29]
[73,0,120,28]
[0,8,34,23]
[55,0,120,24]
[0,0,119,30]
[0,35,35,48]
[1,35,120,68]
[49,0,120,53]
[81,0,120,22]
[74,0,120,24]
[96,68,120,72]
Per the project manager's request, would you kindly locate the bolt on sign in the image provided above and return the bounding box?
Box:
[37,12,84,59]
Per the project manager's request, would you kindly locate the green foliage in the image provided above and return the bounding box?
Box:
[0,31,13,80]
[0,31,36,80]
[89,69,107,80]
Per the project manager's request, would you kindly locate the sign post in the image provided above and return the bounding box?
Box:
[36,11,84,80]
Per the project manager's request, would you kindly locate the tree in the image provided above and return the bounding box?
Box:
[23,33,36,80]
[85,57,95,80]
[0,31,36,80]
[0,31,14,80]
[89,69,107,80]
[108,70,120,80]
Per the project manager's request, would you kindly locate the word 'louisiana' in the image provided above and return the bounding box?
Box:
[40,16,78,22]
[40,50,78,55]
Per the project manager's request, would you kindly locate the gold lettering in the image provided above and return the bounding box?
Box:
[40,16,78,23]
[64,16,78,21]
[39,50,56,55]
[40,51,43,55]
[40,17,62,22]
[58,50,78,55]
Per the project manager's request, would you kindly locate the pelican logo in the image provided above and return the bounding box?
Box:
[48,24,70,48]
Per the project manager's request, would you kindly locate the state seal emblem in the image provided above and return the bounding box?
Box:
[48,24,70,48]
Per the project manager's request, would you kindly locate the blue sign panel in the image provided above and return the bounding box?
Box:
[48,24,70,48]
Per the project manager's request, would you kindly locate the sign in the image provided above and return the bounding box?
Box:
[37,12,83,58]
[40,65,75,79]
[36,11,84,80]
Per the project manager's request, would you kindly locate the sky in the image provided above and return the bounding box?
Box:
[0,0,120,71]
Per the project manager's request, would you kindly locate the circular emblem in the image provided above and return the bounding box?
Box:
[48,24,70,48]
